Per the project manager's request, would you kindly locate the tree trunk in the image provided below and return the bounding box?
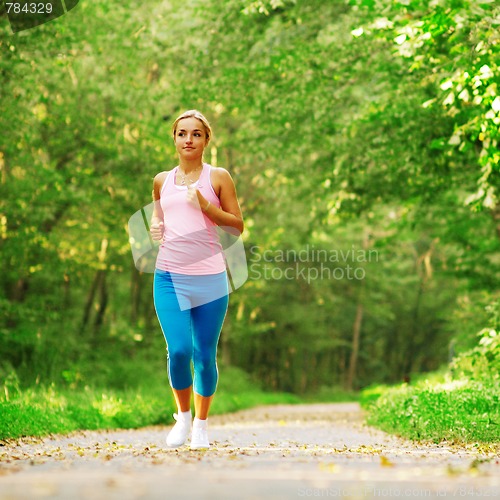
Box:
[346,301,364,391]
[94,270,108,330]
[80,239,108,336]
[345,231,369,391]
[80,269,103,335]
[403,278,424,381]
[403,238,437,380]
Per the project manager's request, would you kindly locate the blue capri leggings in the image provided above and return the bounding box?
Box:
[153,269,229,398]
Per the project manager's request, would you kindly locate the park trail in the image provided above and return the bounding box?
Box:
[0,403,499,499]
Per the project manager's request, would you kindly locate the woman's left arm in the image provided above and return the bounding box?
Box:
[192,168,244,235]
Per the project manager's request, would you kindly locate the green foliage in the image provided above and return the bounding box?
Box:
[450,299,500,381]
[301,385,359,403]
[359,384,387,408]
[0,0,498,407]
[363,379,500,443]
[0,384,172,440]
[350,0,500,211]
[0,366,300,440]
[361,301,500,443]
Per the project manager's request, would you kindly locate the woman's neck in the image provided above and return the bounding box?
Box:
[179,158,203,173]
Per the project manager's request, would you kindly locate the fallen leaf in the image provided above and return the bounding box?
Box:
[380,455,394,467]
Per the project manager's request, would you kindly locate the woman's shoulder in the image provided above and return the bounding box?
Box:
[208,166,235,197]
[154,168,175,181]
[153,168,175,186]
[208,165,232,180]
[153,169,176,198]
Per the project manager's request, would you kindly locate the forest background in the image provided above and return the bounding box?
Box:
[0,0,499,441]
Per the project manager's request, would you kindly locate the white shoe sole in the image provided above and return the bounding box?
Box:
[166,440,190,448]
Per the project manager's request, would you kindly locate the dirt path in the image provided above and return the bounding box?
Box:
[1,403,499,499]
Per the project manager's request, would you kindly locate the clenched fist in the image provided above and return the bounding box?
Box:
[187,186,205,209]
[150,221,164,241]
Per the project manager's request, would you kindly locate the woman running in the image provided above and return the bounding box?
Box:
[150,110,244,450]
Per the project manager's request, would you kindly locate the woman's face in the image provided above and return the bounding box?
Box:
[174,117,208,160]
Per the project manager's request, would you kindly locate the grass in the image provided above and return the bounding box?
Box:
[0,385,170,440]
[0,366,302,441]
[360,375,500,444]
[4,358,498,445]
[361,324,500,445]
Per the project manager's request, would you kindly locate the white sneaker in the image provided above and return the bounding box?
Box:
[166,411,192,448]
[190,417,210,450]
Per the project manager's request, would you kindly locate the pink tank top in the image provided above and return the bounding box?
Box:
[155,163,226,275]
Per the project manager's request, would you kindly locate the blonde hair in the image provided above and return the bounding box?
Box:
[171,109,212,145]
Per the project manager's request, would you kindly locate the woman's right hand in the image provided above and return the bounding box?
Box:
[150,221,164,241]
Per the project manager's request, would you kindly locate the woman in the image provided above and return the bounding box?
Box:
[150,110,244,450]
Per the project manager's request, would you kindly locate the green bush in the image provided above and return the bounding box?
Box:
[450,328,500,383]
[359,384,388,408]
[364,379,500,443]
[362,300,500,444]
